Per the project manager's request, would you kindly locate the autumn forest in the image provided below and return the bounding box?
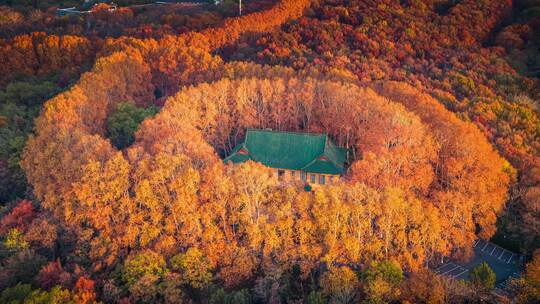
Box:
[0,0,539,303]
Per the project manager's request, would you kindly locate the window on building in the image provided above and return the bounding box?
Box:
[310,174,316,183]
[291,171,295,179]
[278,170,285,180]
[319,175,326,185]
[301,171,306,181]
[329,176,334,183]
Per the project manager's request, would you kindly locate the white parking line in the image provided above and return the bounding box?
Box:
[482,242,489,251]
[437,265,451,274]
[441,265,460,275]
[454,269,468,278]
[490,246,496,255]
[434,264,450,273]
[507,254,513,264]
[498,250,505,260]
[473,240,479,247]
[436,263,453,271]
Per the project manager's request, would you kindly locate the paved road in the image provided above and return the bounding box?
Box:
[433,239,523,289]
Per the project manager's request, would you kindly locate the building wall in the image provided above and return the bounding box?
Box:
[274,169,339,187]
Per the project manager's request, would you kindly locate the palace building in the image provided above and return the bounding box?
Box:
[224,129,347,186]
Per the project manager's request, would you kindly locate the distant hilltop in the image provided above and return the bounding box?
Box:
[55,0,220,16]
[56,1,118,16]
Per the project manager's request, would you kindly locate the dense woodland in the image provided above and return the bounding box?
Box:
[0,0,540,303]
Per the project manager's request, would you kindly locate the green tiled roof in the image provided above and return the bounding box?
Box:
[224,129,347,175]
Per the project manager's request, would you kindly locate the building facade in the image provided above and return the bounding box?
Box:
[224,129,347,187]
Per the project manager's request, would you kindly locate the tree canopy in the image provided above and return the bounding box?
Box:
[0,0,538,302]
[106,102,158,149]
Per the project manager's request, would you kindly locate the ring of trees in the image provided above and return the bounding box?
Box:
[21,48,512,286]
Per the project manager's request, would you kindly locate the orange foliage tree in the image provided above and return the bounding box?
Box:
[9,0,521,301]
[0,33,100,85]
[22,72,511,283]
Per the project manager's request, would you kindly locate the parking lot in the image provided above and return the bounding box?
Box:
[433,239,523,289]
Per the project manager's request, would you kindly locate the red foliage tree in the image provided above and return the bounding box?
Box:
[35,260,72,290]
[73,276,97,304]
[0,200,35,235]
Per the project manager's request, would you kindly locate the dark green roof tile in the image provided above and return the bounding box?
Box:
[224,129,346,175]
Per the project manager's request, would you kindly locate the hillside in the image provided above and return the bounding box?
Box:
[0,0,539,303]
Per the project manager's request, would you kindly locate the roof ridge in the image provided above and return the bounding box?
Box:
[301,157,342,173]
[300,157,319,171]
[247,128,327,137]
[322,137,345,169]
